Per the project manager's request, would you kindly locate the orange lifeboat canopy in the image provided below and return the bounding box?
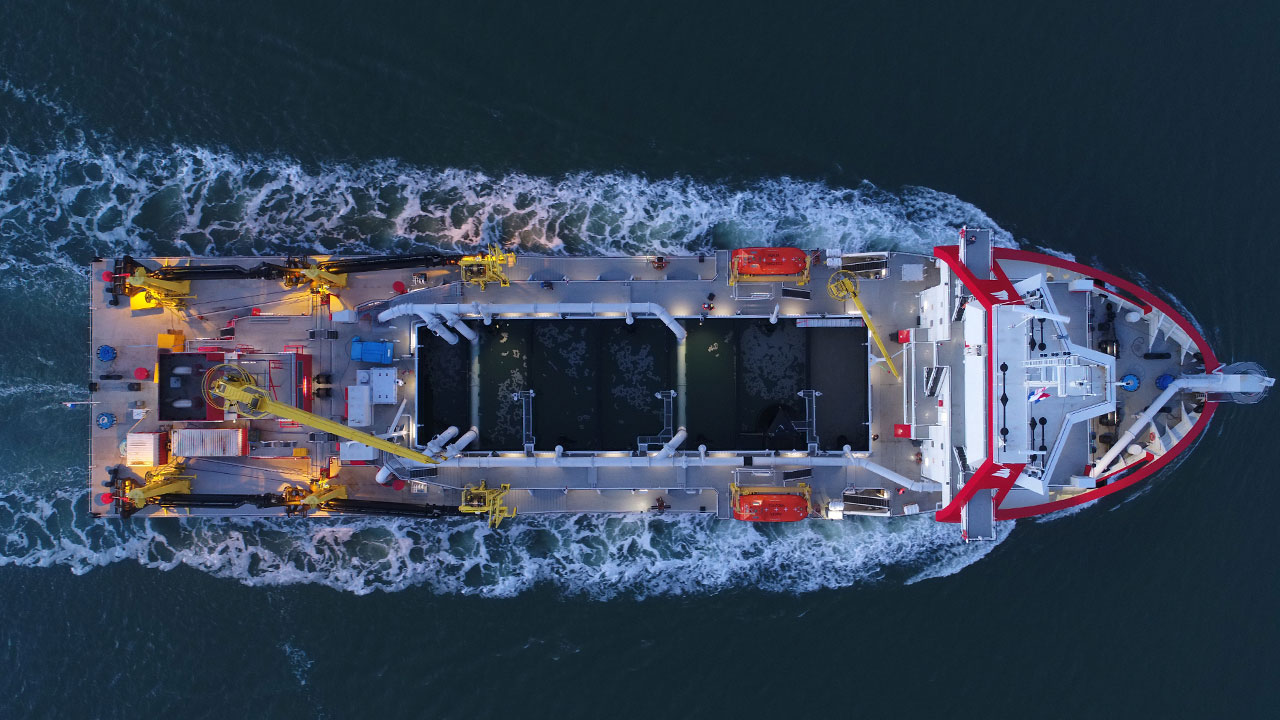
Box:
[730,247,809,277]
[732,493,811,522]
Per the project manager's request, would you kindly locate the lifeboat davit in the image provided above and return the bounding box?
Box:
[732,493,811,522]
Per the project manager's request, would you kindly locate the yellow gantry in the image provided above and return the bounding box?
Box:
[459,244,515,290]
[459,481,517,528]
[827,270,900,380]
[288,264,347,294]
[125,268,194,310]
[126,461,194,507]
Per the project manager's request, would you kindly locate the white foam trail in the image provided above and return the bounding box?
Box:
[0,142,1016,275]
[0,379,85,400]
[0,115,1027,594]
[0,487,1010,597]
[906,521,1015,583]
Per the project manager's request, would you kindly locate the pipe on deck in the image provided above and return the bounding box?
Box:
[443,426,479,456]
[444,314,479,342]
[1090,371,1272,477]
[653,428,687,459]
[424,426,459,456]
[379,302,687,342]
[419,312,459,345]
[439,447,942,492]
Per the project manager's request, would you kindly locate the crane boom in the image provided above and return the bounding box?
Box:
[827,270,900,380]
[206,368,441,466]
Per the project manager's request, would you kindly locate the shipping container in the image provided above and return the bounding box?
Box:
[125,432,168,467]
[170,428,247,457]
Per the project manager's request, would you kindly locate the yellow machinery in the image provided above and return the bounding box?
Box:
[459,481,517,528]
[827,270,900,380]
[280,481,348,509]
[284,264,347,294]
[125,268,194,310]
[203,364,444,471]
[300,482,347,507]
[200,364,522,515]
[125,461,194,507]
[459,244,515,290]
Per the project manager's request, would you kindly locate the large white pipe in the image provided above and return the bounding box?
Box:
[380,302,687,342]
[425,426,459,456]
[444,315,478,342]
[1009,306,1072,324]
[438,448,941,491]
[1091,371,1273,477]
[421,313,458,345]
[846,458,937,492]
[654,428,687,459]
[443,426,479,456]
[374,465,394,485]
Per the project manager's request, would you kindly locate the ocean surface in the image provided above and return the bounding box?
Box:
[1,1,1277,717]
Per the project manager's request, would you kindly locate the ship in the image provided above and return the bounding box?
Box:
[86,229,1272,540]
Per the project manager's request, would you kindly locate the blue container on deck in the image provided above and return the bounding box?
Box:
[96,345,117,363]
[350,337,394,364]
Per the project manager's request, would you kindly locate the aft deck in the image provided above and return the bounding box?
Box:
[87,250,941,520]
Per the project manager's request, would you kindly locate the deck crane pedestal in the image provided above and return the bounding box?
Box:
[124,268,194,310]
[125,461,195,508]
[202,365,518,523]
[827,269,901,380]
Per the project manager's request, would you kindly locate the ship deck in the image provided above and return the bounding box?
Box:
[87,250,942,520]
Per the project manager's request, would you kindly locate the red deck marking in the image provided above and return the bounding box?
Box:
[935,459,1027,523]
[935,248,1220,520]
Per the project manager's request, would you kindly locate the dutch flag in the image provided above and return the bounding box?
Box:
[1028,386,1053,404]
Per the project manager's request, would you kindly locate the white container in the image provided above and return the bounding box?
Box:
[171,428,247,457]
[126,432,167,467]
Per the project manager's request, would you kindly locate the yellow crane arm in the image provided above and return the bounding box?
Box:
[127,478,192,506]
[847,292,900,380]
[827,271,900,380]
[208,376,441,466]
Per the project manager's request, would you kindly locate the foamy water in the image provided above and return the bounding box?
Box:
[0,129,1027,596]
[0,488,1014,597]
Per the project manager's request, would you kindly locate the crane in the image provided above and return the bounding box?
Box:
[204,364,443,468]
[125,461,194,508]
[202,365,517,524]
[827,269,901,380]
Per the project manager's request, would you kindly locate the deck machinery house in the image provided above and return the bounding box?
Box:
[87,233,1270,538]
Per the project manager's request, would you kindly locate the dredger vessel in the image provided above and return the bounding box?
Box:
[85,229,1272,539]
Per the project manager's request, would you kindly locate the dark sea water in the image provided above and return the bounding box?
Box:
[1,1,1277,717]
